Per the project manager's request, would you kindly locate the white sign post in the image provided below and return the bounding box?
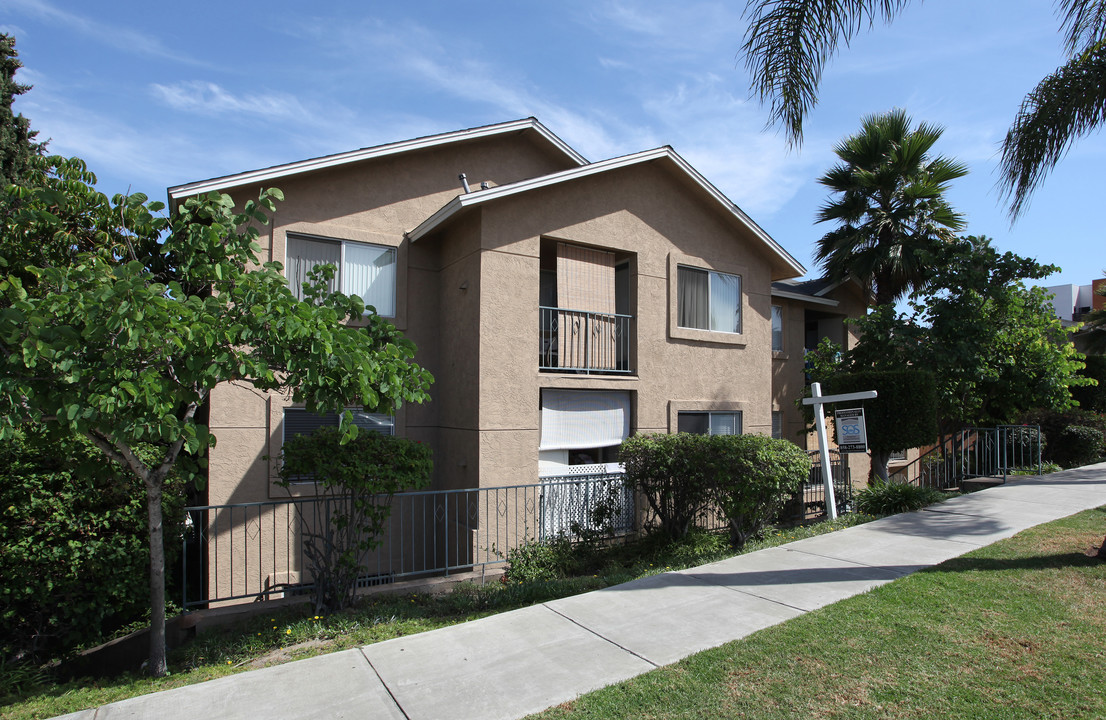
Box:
[802,383,877,520]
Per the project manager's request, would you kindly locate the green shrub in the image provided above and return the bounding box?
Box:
[504,534,579,583]
[710,435,811,549]
[619,433,719,540]
[1021,408,1106,463]
[1051,425,1105,468]
[855,481,947,515]
[277,426,432,613]
[1071,355,1106,413]
[0,428,187,664]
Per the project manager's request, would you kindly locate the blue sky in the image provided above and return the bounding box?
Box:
[2,0,1100,287]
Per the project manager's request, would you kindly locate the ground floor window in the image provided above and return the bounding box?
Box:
[538,389,630,476]
[677,411,743,436]
[772,410,783,439]
[283,408,394,441]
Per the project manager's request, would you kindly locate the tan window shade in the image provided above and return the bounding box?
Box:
[557,242,615,313]
[557,243,616,370]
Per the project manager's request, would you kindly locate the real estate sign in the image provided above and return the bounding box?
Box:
[835,408,868,453]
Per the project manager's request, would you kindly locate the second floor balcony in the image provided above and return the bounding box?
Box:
[539,306,634,375]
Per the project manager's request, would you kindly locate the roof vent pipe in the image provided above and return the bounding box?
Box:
[459,173,471,193]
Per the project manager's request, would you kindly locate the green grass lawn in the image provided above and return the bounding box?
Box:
[532,506,1106,720]
[0,515,872,720]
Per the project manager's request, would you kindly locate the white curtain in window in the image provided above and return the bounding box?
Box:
[286,236,340,300]
[344,243,396,317]
[709,272,741,333]
[539,390,630,450]
[677,266,709,329]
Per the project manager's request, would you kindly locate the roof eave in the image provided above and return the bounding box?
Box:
[770,289,840,307]
[168,118,586,201]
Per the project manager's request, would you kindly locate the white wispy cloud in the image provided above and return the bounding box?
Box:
[150,81,314,122]
[1,0,209,66]
[640,74,821,217]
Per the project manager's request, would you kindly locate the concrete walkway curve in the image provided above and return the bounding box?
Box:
[54,463,1106,720]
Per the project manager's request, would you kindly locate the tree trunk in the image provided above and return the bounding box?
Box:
[145,475,168,677]
[871,451,891,484]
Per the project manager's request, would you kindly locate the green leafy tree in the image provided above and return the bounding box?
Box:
[0,159,433,676]
[277,427,432,614]
[823,237,1089,436]
[815,108,968,306]
[741,0,1106,218]
[906,237,1089,432]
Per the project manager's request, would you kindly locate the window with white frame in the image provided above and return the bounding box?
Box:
[772,305,783,351]
[677,411,743,436]
[285,234,396,317]
[889,449,907,462]
[677,266,741,334]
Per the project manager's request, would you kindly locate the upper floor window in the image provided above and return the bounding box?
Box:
[677,266,741,334]
[677,411,742,436]
[771,410,783,439]
[772,305,783,351]
[286,234,396,317]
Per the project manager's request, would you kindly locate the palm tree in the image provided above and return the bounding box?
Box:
[741,0,1106,219]
[815,108,968,306]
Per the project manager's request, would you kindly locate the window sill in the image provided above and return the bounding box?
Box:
[670,324,746,347]
[772,351,789,360]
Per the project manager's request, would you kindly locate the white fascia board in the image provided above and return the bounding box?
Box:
[168,118,587,200]
[771,289,840,307]
[813,278,849,297]
[409,146,809,280]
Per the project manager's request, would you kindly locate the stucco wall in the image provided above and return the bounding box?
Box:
[438,163,782,490]
[203,132,575,507]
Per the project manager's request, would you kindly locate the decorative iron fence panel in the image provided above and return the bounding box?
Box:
[889,425,1042,489]
[182,475,633,609]
[778,451,852,522]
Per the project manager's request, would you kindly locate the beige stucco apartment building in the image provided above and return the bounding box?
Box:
[169,118,872,603]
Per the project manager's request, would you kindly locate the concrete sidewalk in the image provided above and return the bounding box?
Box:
[56,463,1106,720]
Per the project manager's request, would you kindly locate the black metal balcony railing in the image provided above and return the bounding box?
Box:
[539,306,633,374]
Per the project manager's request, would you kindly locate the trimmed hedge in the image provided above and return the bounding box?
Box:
[620,432,810,547]
[823,370,938,454]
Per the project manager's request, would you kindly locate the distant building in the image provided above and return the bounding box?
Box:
[1044,278,1106,326]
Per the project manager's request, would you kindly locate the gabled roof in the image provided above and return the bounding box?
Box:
[168,117,587,200]
[769,279,836,305]
[407,146,806,278]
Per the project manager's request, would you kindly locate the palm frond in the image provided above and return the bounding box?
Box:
[1058,0,1106,55]
[741,0,912,146]
[999,40,1106,219]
